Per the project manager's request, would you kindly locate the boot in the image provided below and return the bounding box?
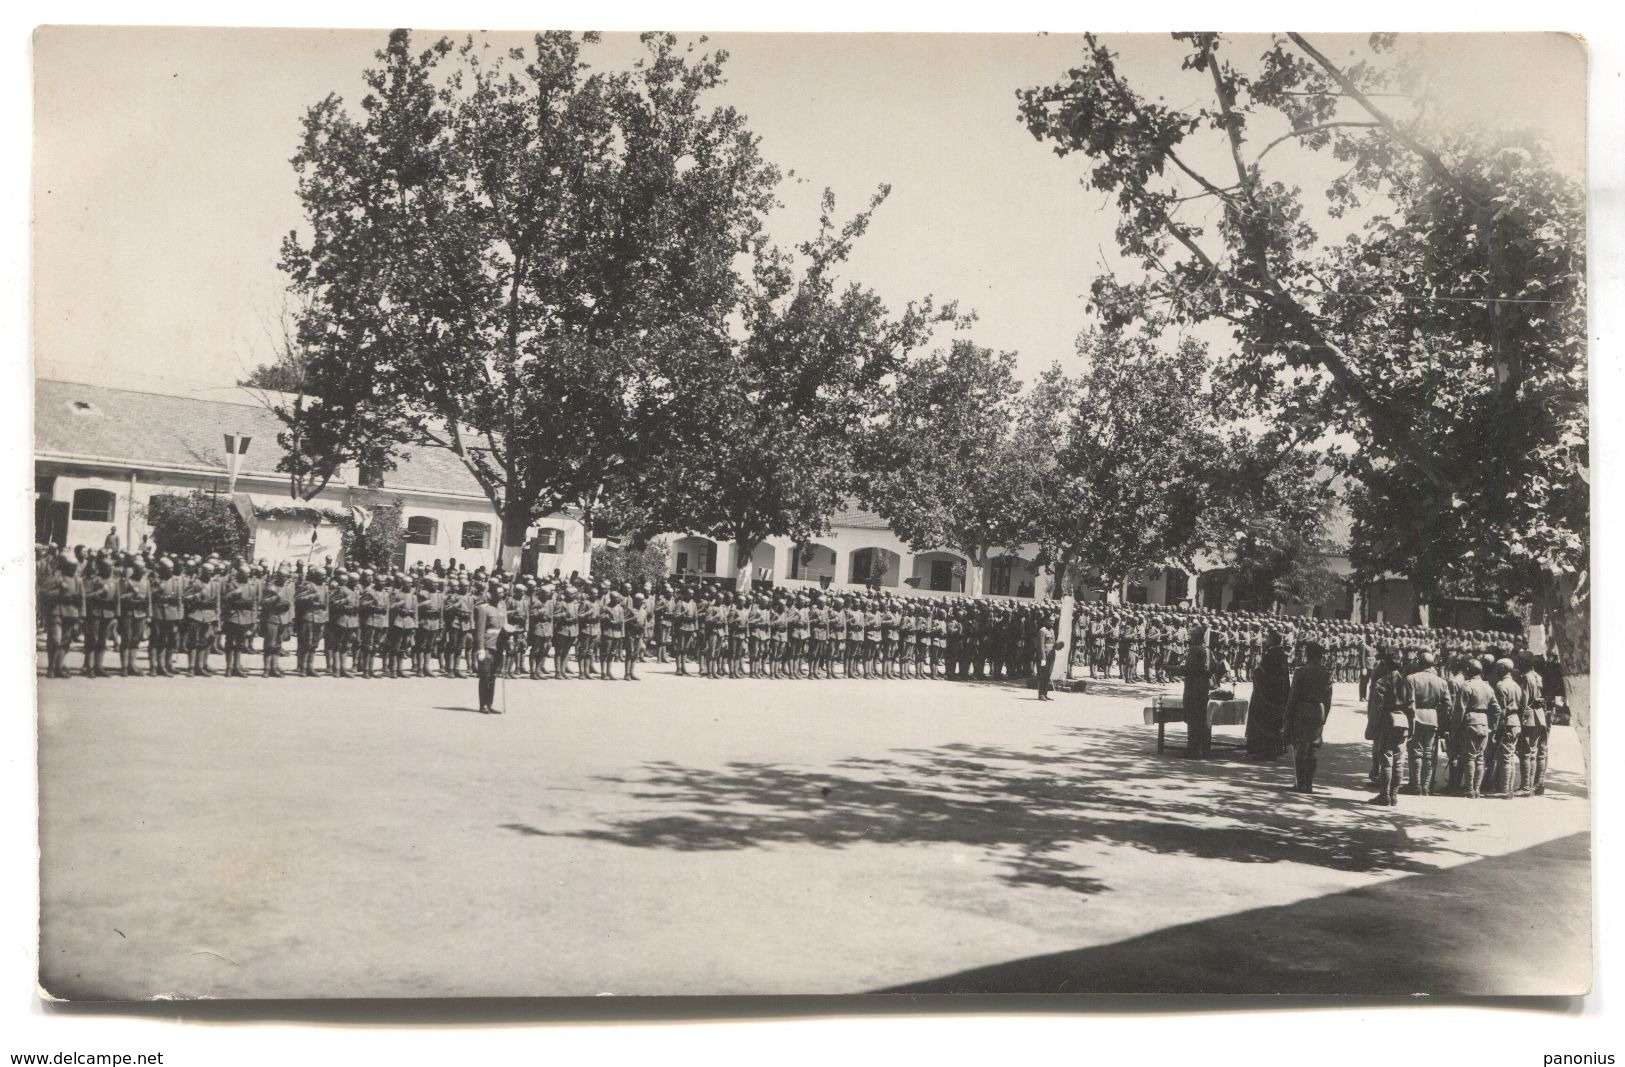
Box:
[1401,754,1421,795]
[1516,757,1533,796]
[1534,753,1548,796]
[1369,763,1393,806]
[1418,754,1434,797]
[1467,759,1483,799]
[1304,757,1318,794]
[1493,760,1514,798]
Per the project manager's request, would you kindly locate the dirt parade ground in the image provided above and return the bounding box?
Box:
[37,666,1590,999]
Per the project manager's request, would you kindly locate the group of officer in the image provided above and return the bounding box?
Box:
[1358,646,1557,806]
[1075,602,1526,689]
[35,545,1065,684]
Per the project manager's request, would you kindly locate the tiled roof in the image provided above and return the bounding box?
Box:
[34,379,487,500]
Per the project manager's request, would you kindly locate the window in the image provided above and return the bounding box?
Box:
[461,521,491,549]
[71,488,116,523]
[989,557,1014,596]
[535,527,564,554]
[404,516,439,545]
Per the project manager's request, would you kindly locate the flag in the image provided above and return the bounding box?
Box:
[349,503,373,533]
[223,433,252,495]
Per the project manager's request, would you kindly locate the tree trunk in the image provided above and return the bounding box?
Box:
[963,546,986,597]
[1049,552,1072,601]
[499,503,529,575]
[733,536,760,594]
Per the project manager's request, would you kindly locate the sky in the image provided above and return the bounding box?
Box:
[31,29,1587,398]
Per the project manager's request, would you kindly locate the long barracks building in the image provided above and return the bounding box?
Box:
[33,378,593,577]
[35,377,1446,625]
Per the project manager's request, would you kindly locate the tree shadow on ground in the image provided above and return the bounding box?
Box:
[875,830,1592,995]
[504,724,1509,898]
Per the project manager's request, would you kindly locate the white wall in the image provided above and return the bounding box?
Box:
[661,524,1046,599]
[38,463,589,576]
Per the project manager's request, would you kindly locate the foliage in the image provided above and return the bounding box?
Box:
[591,537,671,587]
[1019,33,1587,634]
[1027,331,1215,595]
[144,491,250,559]
[857,340,1034,594]
[342,498,404,571]
[634,188,951,589]
[1197,440,1343,612]
[240,355,307,393]
[275,30,781,553]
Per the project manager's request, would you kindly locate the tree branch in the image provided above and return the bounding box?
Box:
[1286,32,1485,211]
[1255,121,1383,162]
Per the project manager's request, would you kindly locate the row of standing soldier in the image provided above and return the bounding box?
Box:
[38,553,1064,684]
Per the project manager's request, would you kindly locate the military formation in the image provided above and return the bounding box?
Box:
[1074,601,1529,688]
[35,545,1064,685]
[37,544,1569,805]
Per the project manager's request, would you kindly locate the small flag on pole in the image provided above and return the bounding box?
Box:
[223,433,252,495]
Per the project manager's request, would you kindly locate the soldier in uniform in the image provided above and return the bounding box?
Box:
[41,554,85,679]
[259,565,294,678]
[116,558,153,677]
[386,573,418,678]
[1365,648,1411,805]
[1401,651,1452,795]
[725,593,748,680]
[526,584,552,680]
[185,561,222,676]
[357,572,388,678]
[624,593,648,680]
[413,576,442,678]
[745,592,769,678]
[451,577,478,678]
[329,572,362,677]
[600,591,627,680]
[673,586,698,677]
[150,558,184,678]
[806,593,828,680]
[1452,659,1499,799]
[651,586,671,665]
[473,583,504,714]
[574,585,599,679]
[81,557,118,678]
[292,567,327,678]
[1517,651,1551,795]
[496,581,524,679]
[222,564,260,678]
[552,584,579,678]
[1490,658,1526,798]
[1281,640,1335,793]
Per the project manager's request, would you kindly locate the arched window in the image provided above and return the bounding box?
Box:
[71,488,116,523]
[460,521,491,549]
[404,516,439,545]
[534,527,564,554]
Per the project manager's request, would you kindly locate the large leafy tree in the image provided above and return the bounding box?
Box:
[858,340,1036,596]
[1028,331,1214,600]
[1020,32,1587,657]
[636,190,950,590]
[1196,439,1343,613]
[272,30,780,565]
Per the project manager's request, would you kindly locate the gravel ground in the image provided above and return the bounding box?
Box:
[37,663,1590,998]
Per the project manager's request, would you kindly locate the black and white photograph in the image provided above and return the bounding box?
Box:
[13,9,1612,1042]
